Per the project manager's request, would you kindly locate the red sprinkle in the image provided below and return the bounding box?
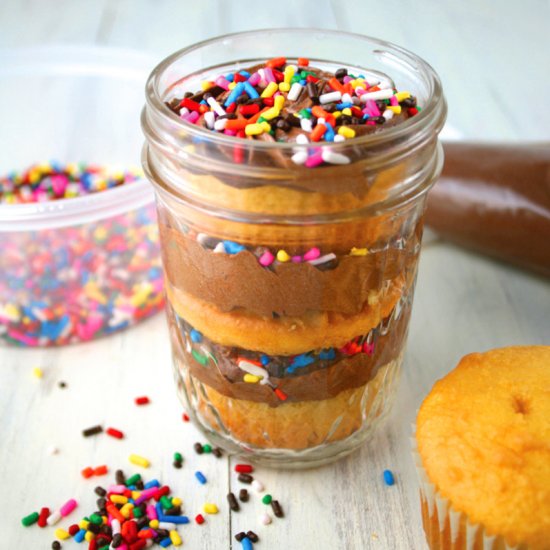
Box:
[135,396,150,406]
[38,507,50,528]
[272,69,284,82]
[68,524,80,536]
[274,388,288,401]
[234,73,247,83]
[306,75,319,83]
[235,464,254,474]
[93,465,108,476]
[262,97,275,107]
[153,485,171,501]
[266,56,286,68]
[106,427,124,439]
[182,413,190,422]
[297,57,309,66]
[226,102,237,114]
[179,98,201,112]
[408,107,419,116]
[81,466,94,479]
[239,103,260,117]
[195,513,205,525]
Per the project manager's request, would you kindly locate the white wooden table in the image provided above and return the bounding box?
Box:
[1,1,549,548]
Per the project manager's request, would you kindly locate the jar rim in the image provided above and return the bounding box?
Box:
[145,28,446,152]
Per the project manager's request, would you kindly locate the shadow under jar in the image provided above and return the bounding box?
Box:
[142,29,446,468]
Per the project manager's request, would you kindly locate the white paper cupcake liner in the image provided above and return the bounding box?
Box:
[411,424,523,550]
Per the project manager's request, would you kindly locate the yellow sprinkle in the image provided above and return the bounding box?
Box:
[55,528,70,540]
[129,454,150,468]
[110,495,128,504]
[131,491,141,500]
[4,303,20,320]
[333,111,342,119]
[79,520,89,530]
[394,91,411,101]
[32,367,43,379]
[120,503,134,519]
[277,250,290,262]
[130,283,153,307]
[387,105,402,115]
[338,126,356,139]
[245,123,264,136]
[261,81,278,98]
[201,81,214,91]
[243,374,262,384]
[85,531,95,542]
[350,247,368,256]
[203,503,219,515]
[278,81,290,92]
[284,65,295,83]
[172,497,182,507]
[149,519,159,529]
[170,530,183,546]
[261,107,280,121]
[228,81,237,90]
[260,121,271,132]
[342,108,352,116]
[274,95,285,111]
[84,281,108,305]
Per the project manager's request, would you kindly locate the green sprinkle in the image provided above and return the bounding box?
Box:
[192,350,208,366]
[160,495,172,509]
[299,109,311,119]
[125,473,141,487]
[202,444,212,453]
[262,494,273,505]
[290,75,301,84]
[174,452,183,462]
[416,106,422,111]
[257,116,266,123]
[133,507,143,518]
[89,513,103,525]
[21,512,39,527]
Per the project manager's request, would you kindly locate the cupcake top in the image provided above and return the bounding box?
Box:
[416,346,550,549]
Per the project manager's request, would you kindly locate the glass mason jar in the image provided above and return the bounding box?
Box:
[142,29,446,467]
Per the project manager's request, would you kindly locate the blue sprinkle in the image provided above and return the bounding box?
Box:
[156,502,164,520]
[239,70,251,77]
[260,354,271,366]
[363,114,370,120]
[225,73,234,82]
[319,348,336,360]
[166,515,190,525]
[243,81,259,99]
[299,79,307,86]
[144,479,160,489]
[224,82,245,106]
[324,124,335,142]
[291,353,315,368]
[200,99,207,105]
[241,537,253,550]
[190,329,203,343]
[160,538,172,547]
[336,102,354,109]
[195,471,207,485]
[223,240,245,254]
[383,469,395,486]
[74,528,86,543]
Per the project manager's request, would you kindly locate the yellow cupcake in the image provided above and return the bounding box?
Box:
[415,346,550,550]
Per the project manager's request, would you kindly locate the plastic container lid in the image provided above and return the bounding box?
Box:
[0,45,156,230]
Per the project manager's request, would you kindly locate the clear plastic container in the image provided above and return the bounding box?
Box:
[142,29,446,467]
[0,46,164,346]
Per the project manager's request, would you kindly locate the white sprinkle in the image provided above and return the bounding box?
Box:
[206,96,226,116]
[377,80,393,90]
[213,118,227,131]
[111,519,121,535]
[360,89,394,102]
[251,479,265,493]
[213,242,225,253]
[46,510,62,526]
[287,82,303,102]
[322,149,350,165]
[47,445,59,455]
[308,253,337,266]
[342,93,353,103]
[291,151,308,165]
[178,107,190,117]
[158,522,177,530]
[300,118,313,132]
[204,111,215,130]
[317,117,326,126]
[333,134,346,143]
[295,134,310,145]
[383,109,394,121]
[319,91,342,104]
[260,512,272,525]
[363,75,382,86]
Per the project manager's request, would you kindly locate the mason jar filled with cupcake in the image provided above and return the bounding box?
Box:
[142,29,447,466]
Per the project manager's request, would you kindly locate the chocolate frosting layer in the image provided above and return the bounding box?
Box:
[426,142,550,276]
[160,224,418,317]
[170,296,411,407]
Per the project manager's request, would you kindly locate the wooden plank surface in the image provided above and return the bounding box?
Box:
[1,1,549,548]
